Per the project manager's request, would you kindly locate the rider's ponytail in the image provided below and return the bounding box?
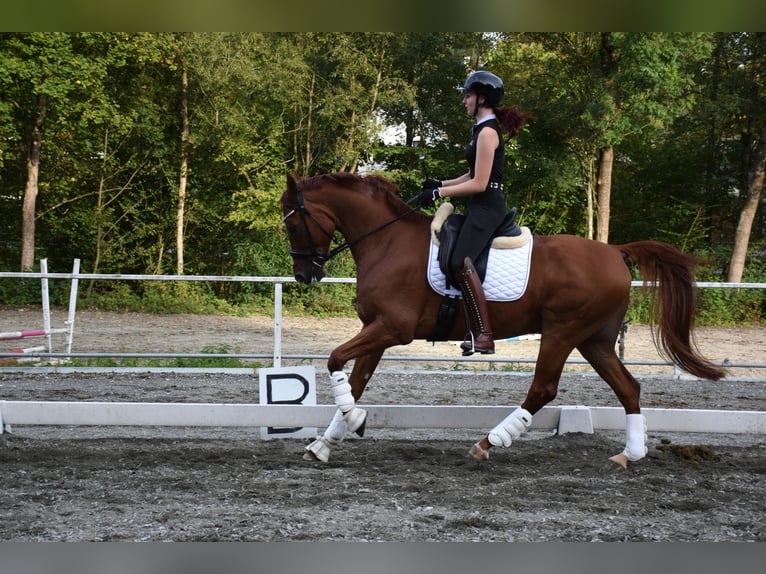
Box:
[496,107,533,139]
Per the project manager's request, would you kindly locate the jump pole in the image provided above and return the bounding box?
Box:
[0,329,68,341]
[0,346,48,366]
[0,258,79,359]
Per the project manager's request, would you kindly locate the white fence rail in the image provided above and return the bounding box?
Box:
[1,402,764,435]
[1,264,765,372]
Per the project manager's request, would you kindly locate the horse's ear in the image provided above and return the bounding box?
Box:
[286,172,299,197]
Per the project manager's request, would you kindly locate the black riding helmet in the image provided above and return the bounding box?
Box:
[458,70,504,116]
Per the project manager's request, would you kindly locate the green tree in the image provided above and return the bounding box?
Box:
[0,32,177,276]
[1,34,124,270]
[718,33,766,282]
[490,33,711,241]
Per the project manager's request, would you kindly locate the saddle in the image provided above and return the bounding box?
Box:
[432,203,524,287]
[428,203,530,343]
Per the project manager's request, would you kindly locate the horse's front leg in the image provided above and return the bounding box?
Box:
[326,324,403,435]
[304,321,400,462]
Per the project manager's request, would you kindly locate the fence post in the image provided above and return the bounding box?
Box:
[40,259,53,352]
[65,259,80,354]
[273,282,283,368]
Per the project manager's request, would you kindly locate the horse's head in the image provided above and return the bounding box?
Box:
[280,172,337,284]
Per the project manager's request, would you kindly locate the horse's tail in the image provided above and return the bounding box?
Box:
[618,241,726,381]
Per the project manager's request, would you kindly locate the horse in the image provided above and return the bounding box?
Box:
[279,171,725,468]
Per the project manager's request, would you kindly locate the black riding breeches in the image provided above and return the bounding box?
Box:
[448,194,506,277]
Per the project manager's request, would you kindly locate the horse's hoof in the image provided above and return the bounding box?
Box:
[355,418,366,437]
[344,407,367,436]
[304,438,331,462]
[469,442,490,461]
[608,453,629,470]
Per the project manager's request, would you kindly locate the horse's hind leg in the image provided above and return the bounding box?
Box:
[470,334,574,461]
[577,335,647,468]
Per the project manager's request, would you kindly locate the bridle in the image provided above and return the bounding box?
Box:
[282,180,419,265]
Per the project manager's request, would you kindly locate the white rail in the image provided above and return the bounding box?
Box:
[0,266,764,372]
[1,402,764,435]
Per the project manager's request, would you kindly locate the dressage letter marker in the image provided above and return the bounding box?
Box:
[259,366,316,439]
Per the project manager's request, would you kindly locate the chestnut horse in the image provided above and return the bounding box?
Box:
[280,172,725,467]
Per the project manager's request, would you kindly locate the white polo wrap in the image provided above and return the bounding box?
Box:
[488,407,532,448]
[331,370,354,413]
[304,410,348,463]
[324,409,347,442]
[622,413,648,461]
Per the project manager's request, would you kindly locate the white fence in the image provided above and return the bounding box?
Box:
[1,402,765,435]
[1,263,765,372]
[0,262,764,438]
[0,259,77,365]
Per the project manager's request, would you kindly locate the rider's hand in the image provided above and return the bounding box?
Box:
[414,187,441,207]
[421,177,442,190]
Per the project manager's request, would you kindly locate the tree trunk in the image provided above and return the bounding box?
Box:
[177,60,189,276]
[88,133,107,297]
[20,94,48,271]
[596,144,614,244]
[303,72,315,177]
[728,125,766,282]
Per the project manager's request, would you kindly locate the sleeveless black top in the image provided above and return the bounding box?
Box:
[466,118,504,189]
[448,116,507,275]
[464,117,505,210]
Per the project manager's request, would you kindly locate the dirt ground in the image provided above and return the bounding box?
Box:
[1,305,764,376]
[0,307,764,541]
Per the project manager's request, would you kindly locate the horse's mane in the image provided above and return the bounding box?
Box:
[300,172,426,220]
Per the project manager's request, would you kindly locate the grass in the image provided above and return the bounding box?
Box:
[63,344,265,370]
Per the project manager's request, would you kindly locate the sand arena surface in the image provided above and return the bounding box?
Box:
[0,308,764,541]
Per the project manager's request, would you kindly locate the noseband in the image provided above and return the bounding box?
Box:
[283,179,419,265]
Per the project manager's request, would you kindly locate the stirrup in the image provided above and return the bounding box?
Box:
[460,333,495,356]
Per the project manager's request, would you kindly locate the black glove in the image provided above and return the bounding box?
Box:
[421,177,442,190]
[414,187,441,207]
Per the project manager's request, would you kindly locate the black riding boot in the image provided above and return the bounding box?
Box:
[454,257,495,356]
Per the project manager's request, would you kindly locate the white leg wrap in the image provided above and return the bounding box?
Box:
[324,409,347,442]
[622,413,648,462]
[488,407,532,448]
[329,372,367,434]
[304,410,347,463]
[331,371,354,413]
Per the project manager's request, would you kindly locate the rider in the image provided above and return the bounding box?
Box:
[415,70,531,356]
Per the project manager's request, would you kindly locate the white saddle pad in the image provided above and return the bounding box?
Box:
[427,233,533,302]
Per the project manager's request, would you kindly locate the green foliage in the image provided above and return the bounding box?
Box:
[1,32,764,322]
[77,281,237,315]
[66,343,262,370]
[626,286,764,327]
[696,288,764,326]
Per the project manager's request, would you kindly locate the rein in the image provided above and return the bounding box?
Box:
[284,181,419,263]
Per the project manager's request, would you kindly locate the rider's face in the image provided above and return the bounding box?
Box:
[463,91,479,115]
